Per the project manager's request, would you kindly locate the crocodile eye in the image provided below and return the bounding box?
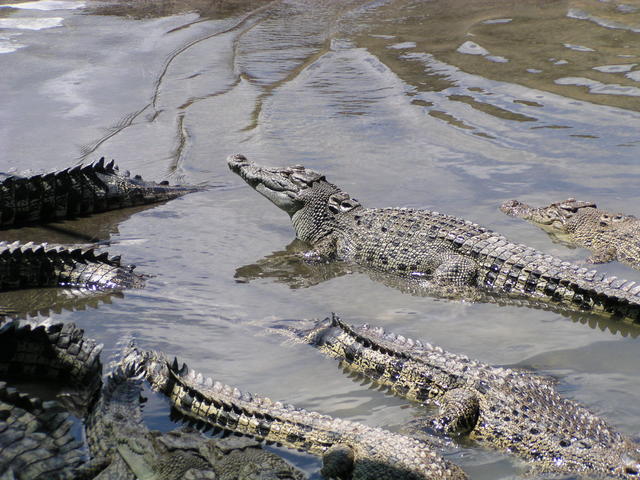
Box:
[625,466,639,475]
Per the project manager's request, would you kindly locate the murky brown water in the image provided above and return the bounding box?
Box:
[2,0,640,477]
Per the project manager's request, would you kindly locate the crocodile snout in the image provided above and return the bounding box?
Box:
[227,153,252,173]
[500,199,529,217]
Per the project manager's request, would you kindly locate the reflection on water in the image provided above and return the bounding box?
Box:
[0,202,175,244]
[2,0,640,478]
[0,287,123,319]
[86,0,269,20]
[237,239,640,339]
[358,0,640,112]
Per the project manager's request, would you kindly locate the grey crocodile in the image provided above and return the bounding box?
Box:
[501,198,640,270]
[0,157,201,228]
[228,154,640,323]
[135,345,468,480]
[274,314,640,479]
[0,318,307,480]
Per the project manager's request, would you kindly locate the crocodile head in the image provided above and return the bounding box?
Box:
[228,154,360,243]
[500,198,598,232]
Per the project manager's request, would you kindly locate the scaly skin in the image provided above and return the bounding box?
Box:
[278,314,640,479]
[0,382,91,480]
[0,157,201,293]
[0,157,201,227]
[0,319,306,480]
[0,318,103,412]
[0,241,144,292]
[135,346,468,480]
[88,350,306,480]
[0,319,105,479]
[228,154,640,323]
[501,198,640,270]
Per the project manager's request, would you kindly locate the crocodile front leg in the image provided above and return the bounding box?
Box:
[586,246,618,264]
[321,444,355,479]
[303,235,339,262]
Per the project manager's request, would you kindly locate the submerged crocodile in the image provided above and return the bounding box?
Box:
[274,314,640,479]
[501,198,640,270]
[135,345,468,480]
[228,154,640,323]
[0,318,306,480]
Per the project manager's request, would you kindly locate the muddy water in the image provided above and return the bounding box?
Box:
[2,0,640,477]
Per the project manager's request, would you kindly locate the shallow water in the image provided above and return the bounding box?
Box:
[2,0,640,477]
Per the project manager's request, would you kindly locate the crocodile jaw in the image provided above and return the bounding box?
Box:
[227,153,326,216]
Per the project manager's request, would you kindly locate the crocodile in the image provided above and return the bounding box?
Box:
[0,318,307,480]
[134,345,468,480]
[0,319,106,479]
[0,158,201,296]
[273,314,640,479]
[501,198,640,270]
[0,380,93,480]
[0,157,201,228]
[0,241,143,293]
[227,154,640,323]
[87,348,306,480]
[0,318,104,416]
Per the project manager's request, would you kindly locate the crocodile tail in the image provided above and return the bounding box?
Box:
[533,268,640,323]
[85,346,146,461]
[0,317,103,419]
[0,158,202,227]
[0,241,145,290]
[134,348,335,451]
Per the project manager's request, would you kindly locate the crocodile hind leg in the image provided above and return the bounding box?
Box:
[413,388,480,437]
[432,255,478,286]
